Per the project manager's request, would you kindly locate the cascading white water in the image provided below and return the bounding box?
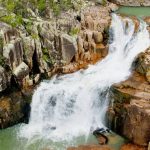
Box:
[20,14,150,142]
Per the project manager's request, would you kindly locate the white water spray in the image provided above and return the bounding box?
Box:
[20,14,150,142]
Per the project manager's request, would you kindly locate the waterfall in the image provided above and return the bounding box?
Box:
[20,14,150,142]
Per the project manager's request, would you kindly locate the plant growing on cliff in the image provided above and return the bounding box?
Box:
[48,0,73,16]
[0,37,3,51]
[0,0,73,18]
[0,14,23,27]
[42,48,54,67]
[0,54,6,67]
[69,27,80,36]
[97,0,107,6]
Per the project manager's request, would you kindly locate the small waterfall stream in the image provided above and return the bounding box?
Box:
[19,14,150,149]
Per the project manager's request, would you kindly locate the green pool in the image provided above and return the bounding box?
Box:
[117,6,150,17]
[0,124,127,150]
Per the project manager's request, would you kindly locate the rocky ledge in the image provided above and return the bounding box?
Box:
[107,48,150,147]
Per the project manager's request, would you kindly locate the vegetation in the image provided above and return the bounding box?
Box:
[0,54,6,67]
[0,0,73,27]
[0,0,73,17]
[69,27,80,36]
[0,37,5,67]
[42,48,54,67]
[100,0,107,6]
[0,14,23,27]
[0,37,3,51]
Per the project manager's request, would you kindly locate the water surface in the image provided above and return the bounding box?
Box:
[0,124,98,150]
[0,124,126,150]
[117,6,150,17]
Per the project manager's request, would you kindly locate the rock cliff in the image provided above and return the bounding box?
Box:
[0,1,113,128]
[107,47,150,147]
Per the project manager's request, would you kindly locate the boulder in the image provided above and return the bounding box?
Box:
[135,48,150,82]
[61,34,77,64]
[108,3,119,12]
[13,62,29,79]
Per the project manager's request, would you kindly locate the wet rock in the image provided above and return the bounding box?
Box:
[93,128,109,145]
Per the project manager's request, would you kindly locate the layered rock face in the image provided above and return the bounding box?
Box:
[108,47,150,146]
[110,0,150,6]
[0,1,113,128]
[62,4,112,73]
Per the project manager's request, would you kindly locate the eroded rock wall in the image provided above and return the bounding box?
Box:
[0,1,113,128]
[108,48,150,146]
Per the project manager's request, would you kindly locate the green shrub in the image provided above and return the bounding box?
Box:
[42,48,54,66]
[69,27,80,36]
[0,14,23,27]
[0,0,73,17]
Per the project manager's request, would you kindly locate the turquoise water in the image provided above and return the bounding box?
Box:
[117,6,150,17]
[0,124,127,150]
[0,124,98,150]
